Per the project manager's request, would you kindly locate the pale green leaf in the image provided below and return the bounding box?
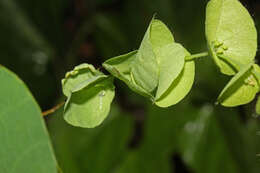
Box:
[130,18,174,93]
[205,0,257,75]
[64,77,115,128]
[218,63,259,106]
[252,64,260,86]
[256,95,260,115]
[155,43,185,100]
[62,63,105,97]
[156,60,195,107]
[102,51,153,99]
[0,66,57,173]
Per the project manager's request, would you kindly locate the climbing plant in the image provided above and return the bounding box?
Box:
[62,0,259,128]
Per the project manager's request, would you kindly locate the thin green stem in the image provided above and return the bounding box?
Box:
[186,52,209,61]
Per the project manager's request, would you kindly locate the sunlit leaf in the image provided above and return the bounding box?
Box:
[218,63,259,106]
[205,0,257,75]
[130,18,174,93]
[0,66,57,173]
[256,95,260,115]
[156,60,195,107]
[156,43,186,100]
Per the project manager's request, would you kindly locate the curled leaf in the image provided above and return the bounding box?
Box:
[102,51,153,99]
[64,77,115,128]
[205,0,257,75]
[130,18,174,93]
[62,63,106,97]
[103,18,194,107]
[62,64,115,128]
[218,63,259,107]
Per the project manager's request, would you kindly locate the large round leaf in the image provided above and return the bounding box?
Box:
[205,0,257,75]
[0,66,57,173]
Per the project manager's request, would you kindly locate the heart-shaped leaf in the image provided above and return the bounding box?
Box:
[205,0,257,75]
[218,63,259,106]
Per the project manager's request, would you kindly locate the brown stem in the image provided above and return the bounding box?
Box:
[42,101,65,117]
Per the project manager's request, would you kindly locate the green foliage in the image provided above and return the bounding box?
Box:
[218,63,259,106]
[62,64,115,128]
[0,66,57,173]
[62,0,259,128]
[1,0,260,172]
[205,0,257,75]
[104,19,195,108]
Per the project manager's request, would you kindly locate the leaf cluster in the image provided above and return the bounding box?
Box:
[62,0,260,128]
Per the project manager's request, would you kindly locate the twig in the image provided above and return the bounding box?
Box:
[42,101,65,117]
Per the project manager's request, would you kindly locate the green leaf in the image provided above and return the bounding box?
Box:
[156,60,195,107]
[256,95,260,115]
[0,66,57,173]
[64,77,115,128]
[252,64,260,85]
[102,51,153,98]
[62,63,106,97]
[218,63,259,106]
[130,18,174,93]
[205,0,257,75]
[155,43,186,100]
[104,18,193,107]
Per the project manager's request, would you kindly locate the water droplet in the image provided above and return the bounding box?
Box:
[99,91,106,97]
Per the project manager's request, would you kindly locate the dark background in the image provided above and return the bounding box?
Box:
[1,0,260,172]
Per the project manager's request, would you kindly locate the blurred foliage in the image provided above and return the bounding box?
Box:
[1,0,260,172]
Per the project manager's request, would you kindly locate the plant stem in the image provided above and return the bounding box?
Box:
[42,101,65,117]
[186,52,209,61]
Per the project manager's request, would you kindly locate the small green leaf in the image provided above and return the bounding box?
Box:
[64,77,115,128]
[205,0,257,75]
[155,43,185,100]
[218,63,259,107]
[130,18,174,93]
[156,60,195,107]
[256,95,260,115]
[102,51,153,98]
[252,64,260,85]
[62,63,106,97]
